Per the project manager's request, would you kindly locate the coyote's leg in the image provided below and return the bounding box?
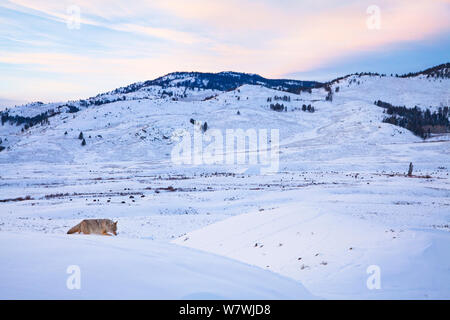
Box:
[79,222,90,234]
[81,225,89,234]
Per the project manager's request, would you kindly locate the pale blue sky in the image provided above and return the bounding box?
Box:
[1,0,449,105]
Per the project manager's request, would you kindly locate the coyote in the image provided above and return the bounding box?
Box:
[67,219,118,236]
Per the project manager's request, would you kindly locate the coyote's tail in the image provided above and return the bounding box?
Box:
[67,223,81,234]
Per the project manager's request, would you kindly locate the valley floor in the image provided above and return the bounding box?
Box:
[0,148,449,299]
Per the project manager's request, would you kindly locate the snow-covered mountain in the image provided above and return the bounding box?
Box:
[0,65,448,162]
[1,71,319,117]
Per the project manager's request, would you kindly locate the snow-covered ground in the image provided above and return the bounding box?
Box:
[174,203,450,299]
[0,72,449,299]
[0,232,313,299]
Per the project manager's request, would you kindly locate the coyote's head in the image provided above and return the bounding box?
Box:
[109,220,118,235]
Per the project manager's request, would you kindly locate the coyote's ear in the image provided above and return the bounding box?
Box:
[114,221,118,225]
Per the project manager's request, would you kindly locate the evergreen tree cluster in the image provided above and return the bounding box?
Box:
[64,105,80,113]
[145,72,319,93]
[324,85,333,102]
[78,131,87,146]
[270,103,287,112]
[399,63,449,79]
[286,87,314,95]
[301,104,315,113]
[273,95,291,102]
[325,63,449,88]
[189,119,208,132]
[161,90,173,97]
[91,95,127,106]
[95,71,319,97]
[1,110,54,130]
[375,100,450,138]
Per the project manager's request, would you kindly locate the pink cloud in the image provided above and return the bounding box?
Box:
[2,0,449,101]
[149,0,450,76]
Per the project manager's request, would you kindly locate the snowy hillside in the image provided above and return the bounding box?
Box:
[329,74,449,111]
[0,65,449,299]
